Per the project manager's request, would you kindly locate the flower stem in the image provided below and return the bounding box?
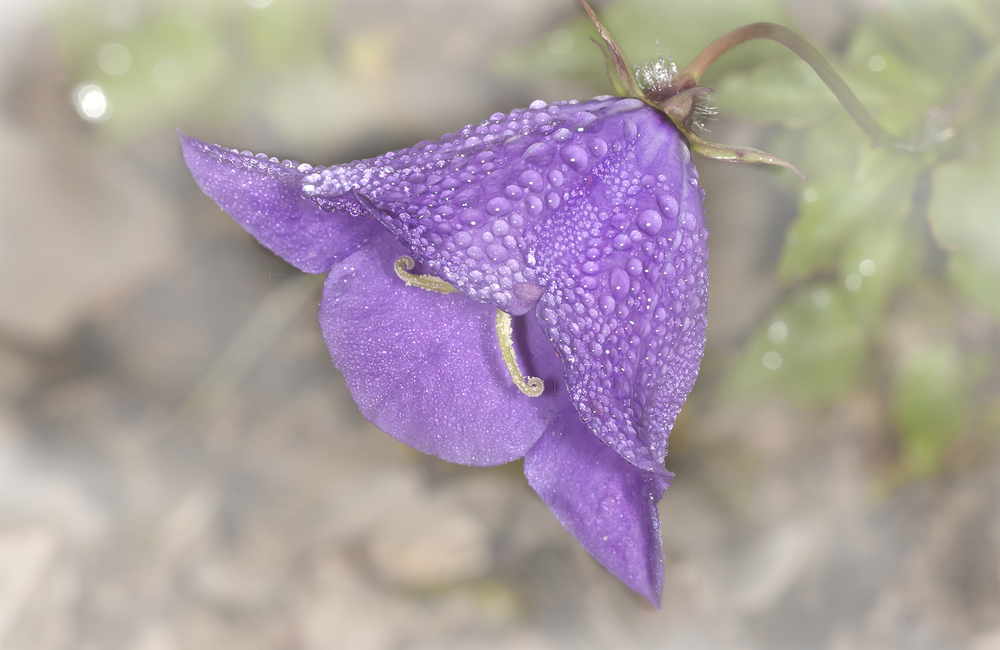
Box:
[677,22,907,149]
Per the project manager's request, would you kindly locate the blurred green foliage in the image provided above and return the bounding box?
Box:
[525,0,999,476]
[49,0,394,152]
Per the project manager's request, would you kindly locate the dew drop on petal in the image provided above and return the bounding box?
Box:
[657,194,679,219]
[609,267,630,299]
[588,137,608,159]
[561,145,589,171]
[638,209,662,235]
[519,170,544,192]
[486,197,512,215]
[612,234,632,251]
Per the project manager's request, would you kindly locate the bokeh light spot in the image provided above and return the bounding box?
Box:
[73,84,110,121]
[98,42,131,75]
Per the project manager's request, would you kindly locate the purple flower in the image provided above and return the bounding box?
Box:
[181,93,707,605]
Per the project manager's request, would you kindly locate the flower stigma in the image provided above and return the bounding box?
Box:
[495,310,544,398]
[393,256,459,294]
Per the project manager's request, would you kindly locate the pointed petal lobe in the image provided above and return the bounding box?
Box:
[524,401,671,607]
[533,107,708,472]
[180,133,382,273]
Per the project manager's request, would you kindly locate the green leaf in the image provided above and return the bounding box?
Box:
[891,341,967,475]
[927,133,1000,279]
[839,217,921,325]
[779,147,921,280]
[724,284,868,405]
[947,252,1000,320]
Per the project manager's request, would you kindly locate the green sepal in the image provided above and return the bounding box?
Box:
[684,129,807,180]
[581,0,644,99]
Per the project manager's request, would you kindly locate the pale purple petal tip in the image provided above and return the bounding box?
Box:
[179,133,381,273]
[524,403,671,607]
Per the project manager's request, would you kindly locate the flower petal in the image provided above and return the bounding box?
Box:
[180,133,382,273]
[533,107,708,473]
[319,231,563,466]
[297,97,629,315]
[524,402,671,607]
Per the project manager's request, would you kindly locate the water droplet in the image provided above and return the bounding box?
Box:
[657,194,679,218]
[487,243,509,262]
[486,197,512,216]
[526,195,543,216]
[567,110,598,130]
[491,220,510,236]
[638,210,662,235]
[529,99,548,110]
[548,169,564,186]
[588,137,608,159]
[600,295,617,314]
[467,245,484,260]
[622,119,638,140]
[679,211,698,230]
[553,128,573,142]
[589,341,603,356]
[454,231,473,247]
[545,192,561,210]
[523,142,553,165]
[626,258,643,277]
[612,234,633,251]
[610,212,631,231]
[459,208,483,226]
[503,184,523,200]
[518,170,544,192]
[583,261,600,274]
[610,267,630,299]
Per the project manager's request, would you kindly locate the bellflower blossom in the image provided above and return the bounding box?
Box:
[181,2,904,606]
[181,92,704,604]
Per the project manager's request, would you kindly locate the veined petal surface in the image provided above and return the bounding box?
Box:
[181,133,382,273]
[524,402,671,607]
[319,231,564,466]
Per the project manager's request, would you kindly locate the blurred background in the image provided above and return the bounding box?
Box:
[0,0,997,648]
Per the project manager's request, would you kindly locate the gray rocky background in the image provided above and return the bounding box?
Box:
[0,0,996,648]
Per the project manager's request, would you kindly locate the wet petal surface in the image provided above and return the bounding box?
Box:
[524,401,671,607]
[181,134,382,273]
[532,105,709,472]
[319,231,564,466]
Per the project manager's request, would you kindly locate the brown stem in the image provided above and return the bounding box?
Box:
[678,22,905,149]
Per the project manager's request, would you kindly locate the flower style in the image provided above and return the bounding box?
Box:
[181,93,707,605]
